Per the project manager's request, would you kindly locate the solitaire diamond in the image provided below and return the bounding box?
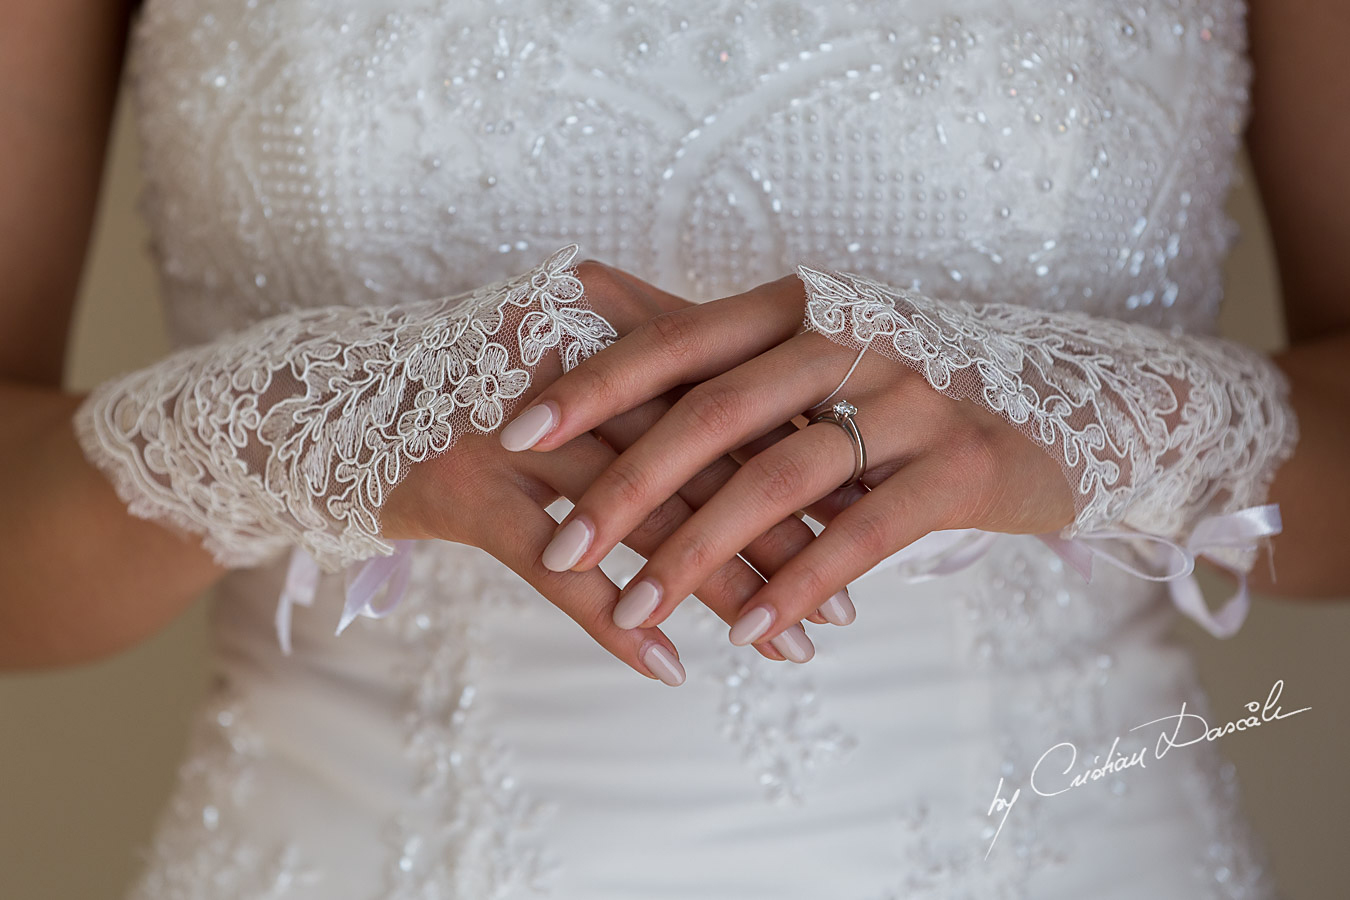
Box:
[833,401,857,417]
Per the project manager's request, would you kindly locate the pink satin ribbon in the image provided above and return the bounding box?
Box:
[858,504,1282,639]
[275,539,416,655]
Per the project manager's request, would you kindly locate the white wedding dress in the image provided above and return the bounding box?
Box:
[119,0,1278,897]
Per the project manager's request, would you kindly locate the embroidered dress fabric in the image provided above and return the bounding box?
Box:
[110,1,1285,898]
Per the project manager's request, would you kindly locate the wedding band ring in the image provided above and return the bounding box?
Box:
[808,400,866,488]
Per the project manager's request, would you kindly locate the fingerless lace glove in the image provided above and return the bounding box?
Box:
[75,245,614,574]
[797,264,1298,635]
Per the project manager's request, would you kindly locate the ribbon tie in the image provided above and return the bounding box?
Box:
[859,504,1282,639]
[275,540,417,654]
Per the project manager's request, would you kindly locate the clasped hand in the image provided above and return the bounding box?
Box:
[385,260,1073,687]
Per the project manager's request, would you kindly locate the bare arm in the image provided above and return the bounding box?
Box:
[1242,0,1350,596]
[0,0,224,669]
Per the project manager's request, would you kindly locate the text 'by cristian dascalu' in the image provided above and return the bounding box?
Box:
[983,678,1309,859]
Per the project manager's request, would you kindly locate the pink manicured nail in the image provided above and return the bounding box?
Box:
[640,641,686,686]
[770,624,815,663]
[729,605,774,646]
[499,402,558,451]
[541,518,592,571]
[818,590,856,626]
[613,579,662,629]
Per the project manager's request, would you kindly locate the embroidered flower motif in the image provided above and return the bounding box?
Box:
[528,262,586,308]
[438,16,565,138]
[397,388,457,461]
[451,343,531,431]
[396,316,477,390]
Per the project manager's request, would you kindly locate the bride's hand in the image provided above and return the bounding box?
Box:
[499,275,1076,650]
[380,262,823,683]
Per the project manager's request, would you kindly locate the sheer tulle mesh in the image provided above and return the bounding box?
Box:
[797,264,1297,557]
[74,245,615,572]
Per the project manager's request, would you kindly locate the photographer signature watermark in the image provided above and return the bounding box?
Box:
[984,679,1310,859]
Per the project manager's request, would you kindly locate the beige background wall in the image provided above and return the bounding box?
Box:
[0,90,1347,899]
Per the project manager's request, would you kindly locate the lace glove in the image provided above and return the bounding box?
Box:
[797,264,1298,635]
[75,245,615,575]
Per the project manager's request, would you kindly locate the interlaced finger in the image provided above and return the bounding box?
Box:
[518,430,793,662]
[539,336,841,578]
[591,402,848,631]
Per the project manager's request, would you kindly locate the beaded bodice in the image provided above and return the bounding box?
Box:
[130,0,1249,348]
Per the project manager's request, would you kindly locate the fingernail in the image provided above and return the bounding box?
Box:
[640,641,685,686]
[541,518,593,571]
[499,402,557,451]
[770,624,815,663]
[728,605,774,646]
[613,579,662,629]
[818,589,856,626]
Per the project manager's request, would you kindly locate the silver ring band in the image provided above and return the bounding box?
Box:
[808,400,866,488]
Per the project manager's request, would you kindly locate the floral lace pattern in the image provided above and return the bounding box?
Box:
[797,264,1298,543]
[377,545,560,899]
[74,245,614,572]
[710,637,859,804]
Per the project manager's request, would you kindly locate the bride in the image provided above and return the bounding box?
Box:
[3,0,1346,897]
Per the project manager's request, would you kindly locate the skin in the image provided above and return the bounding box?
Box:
[504,280,1077,649]
[0,0,228,669]
[1,1,1344,676]
[506,2,1350,653]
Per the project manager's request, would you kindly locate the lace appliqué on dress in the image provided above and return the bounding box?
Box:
[125,686,320,900]
[679,597,858,804]
[74,245,614,573]
[377,545,561,899]
[922,538,1275,899]
[1173,690,1281,899]
[711,650,860,804]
